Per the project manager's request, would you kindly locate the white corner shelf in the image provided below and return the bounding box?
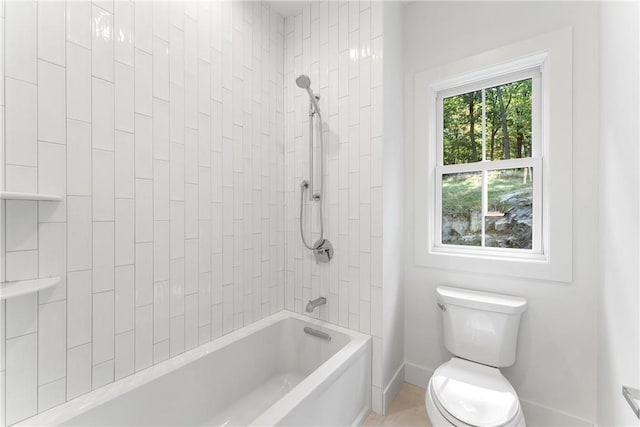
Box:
[0,192,62,201]
[0,277,61,300]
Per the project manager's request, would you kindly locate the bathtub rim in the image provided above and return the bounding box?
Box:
[17,310,370,427]
[250,322,372,426]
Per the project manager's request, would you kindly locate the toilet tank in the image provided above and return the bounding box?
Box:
[437,286,527,367]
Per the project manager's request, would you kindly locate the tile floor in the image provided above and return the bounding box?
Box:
[364,383,432,426]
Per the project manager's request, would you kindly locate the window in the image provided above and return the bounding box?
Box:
[413,28,573,282]
[436,71,542,255]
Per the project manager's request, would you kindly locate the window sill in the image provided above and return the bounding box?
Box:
[416,247,571,283]
[431,245,545,261]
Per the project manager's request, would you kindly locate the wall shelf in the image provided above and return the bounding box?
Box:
[0,277,61,300]
[0,192,62,201]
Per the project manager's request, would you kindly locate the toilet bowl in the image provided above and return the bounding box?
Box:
[425,287,528,427]
[425,358,525,427]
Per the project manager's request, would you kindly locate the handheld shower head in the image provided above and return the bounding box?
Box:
[296,75,320,115]
[296,75,331,261]
[296,74,311,89]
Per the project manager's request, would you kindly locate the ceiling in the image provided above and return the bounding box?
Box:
[268,1,310,17]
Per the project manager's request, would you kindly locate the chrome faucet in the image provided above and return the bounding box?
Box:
[306,297,327,313]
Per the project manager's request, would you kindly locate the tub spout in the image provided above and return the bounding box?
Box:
[306,297,327,313]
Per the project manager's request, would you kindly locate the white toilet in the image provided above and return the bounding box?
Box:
[425,286,528,427]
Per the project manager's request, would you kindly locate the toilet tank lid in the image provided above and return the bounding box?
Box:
[437,286,527,314]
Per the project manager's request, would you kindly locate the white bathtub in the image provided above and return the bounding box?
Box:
[19,311,371,427]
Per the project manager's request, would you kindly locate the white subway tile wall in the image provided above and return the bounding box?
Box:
[283,0,384,411]
[0,1,285,425]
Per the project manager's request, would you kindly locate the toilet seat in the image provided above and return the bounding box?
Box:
[429,358,521,427]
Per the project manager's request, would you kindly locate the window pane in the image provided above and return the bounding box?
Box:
[485,168,533,249]
[442,172,482,246]
[443,90,482,165]
[485,79,532,161]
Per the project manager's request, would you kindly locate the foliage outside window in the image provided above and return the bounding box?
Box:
[435,71,542,253]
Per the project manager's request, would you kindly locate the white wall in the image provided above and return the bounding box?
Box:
[597,2,640,426]
[0,1,284,425]
[403,2,599,424]
[381,0,404,412]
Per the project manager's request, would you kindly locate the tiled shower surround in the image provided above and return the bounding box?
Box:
[282,0,385,409]
[0,0,391,425]
[0,1,285,424]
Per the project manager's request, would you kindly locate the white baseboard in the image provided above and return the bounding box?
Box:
[382,364,406,414]
[371,385,382,414]
[404,362,433,388]
[352,405,371,427]
[401,362,593,426]
[519,399,593,427]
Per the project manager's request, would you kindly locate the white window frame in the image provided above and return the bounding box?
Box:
[435,69,542,257]
[414,28,573,282]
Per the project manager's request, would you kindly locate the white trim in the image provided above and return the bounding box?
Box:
[371,385,383,414]
[435,74,542,253]
[437,69,539,101]
[428,53,550,95]
[435,54,541,254]
[414,28,573,282]
[438,158,538,174]
[519,399,593,426]
[382,364,406,414]
[350,406,372,427]
[403,362,433,389]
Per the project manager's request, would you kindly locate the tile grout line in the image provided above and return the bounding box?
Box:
[62,0,69,409]
[34,0,40,417]
[132,0,137,377]
[89,0,95,397]
[111,0,116,386]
